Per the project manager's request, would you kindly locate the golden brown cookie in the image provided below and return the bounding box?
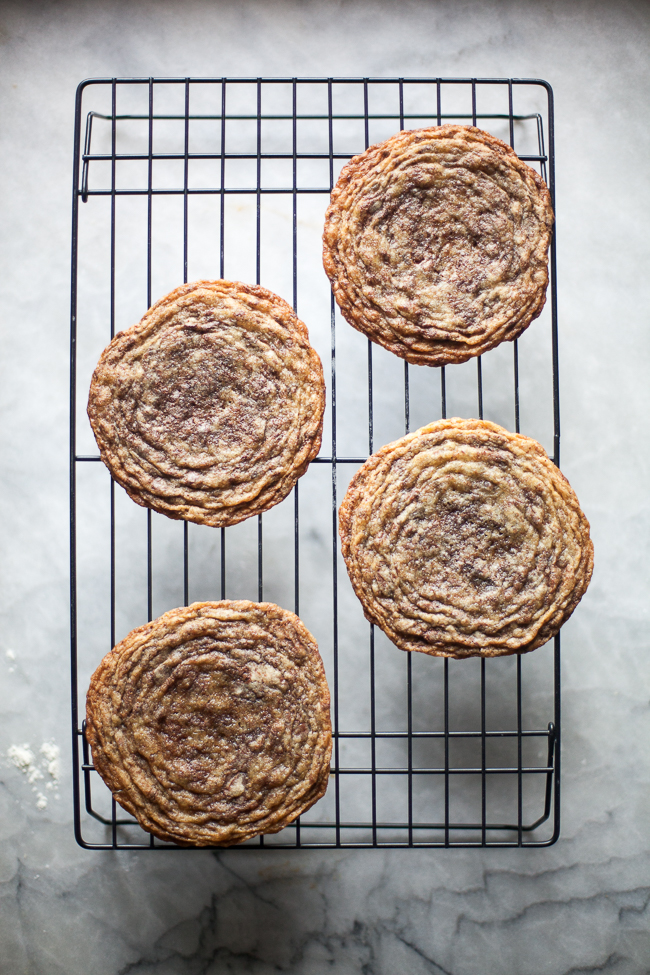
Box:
[87,281,325,526]
[323,125,554,366]
[339,419,593,658]
[85,600,332,846]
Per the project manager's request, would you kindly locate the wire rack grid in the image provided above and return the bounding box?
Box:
[70,76,559,850]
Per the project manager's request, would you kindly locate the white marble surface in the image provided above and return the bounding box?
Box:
[1,1,650,972]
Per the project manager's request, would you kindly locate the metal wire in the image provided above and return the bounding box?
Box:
[71,77,560,850]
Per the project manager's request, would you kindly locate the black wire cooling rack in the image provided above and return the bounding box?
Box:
[70,76,559,849]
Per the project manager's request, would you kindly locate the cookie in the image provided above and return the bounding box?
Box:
[339,418,593,658]
[85,601,332,846]
[87,281,325,526]
[323,125,554,366]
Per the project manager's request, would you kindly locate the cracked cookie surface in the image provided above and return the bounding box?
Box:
[86,600,332,846]
[87,280,325,526]
[339,418,593,658]
[323,125,554,366]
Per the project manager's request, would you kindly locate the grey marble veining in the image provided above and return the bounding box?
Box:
[1,1,650,972]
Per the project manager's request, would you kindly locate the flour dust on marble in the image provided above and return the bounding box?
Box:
[6,740,61,809]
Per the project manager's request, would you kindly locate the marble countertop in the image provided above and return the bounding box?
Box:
[1,1,649,972]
